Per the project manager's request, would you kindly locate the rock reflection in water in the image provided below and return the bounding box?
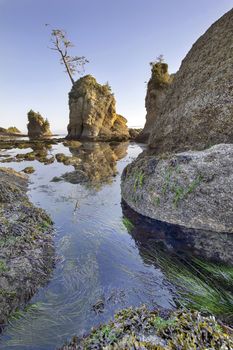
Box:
[55,142,128,188]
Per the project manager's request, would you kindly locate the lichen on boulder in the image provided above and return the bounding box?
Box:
[67,75,129,141]
[27,110,52,138]
[121,144,233,233]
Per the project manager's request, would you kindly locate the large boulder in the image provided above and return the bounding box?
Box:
[136,62,173,143]
[121,144,233,233]
[67,75,129,141]
[148,9,233,153]
[27,110,52,138]
[121,9,233,234]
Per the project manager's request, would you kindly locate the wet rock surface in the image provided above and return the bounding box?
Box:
[121,200,233,265]
[60,306,233,349]
[121,144,233,233]
[0,138,64,165]
[67,75,129,141]
[0,167,54,328]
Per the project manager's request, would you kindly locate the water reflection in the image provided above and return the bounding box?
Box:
[0,143,175,350]
[55,142,129,189]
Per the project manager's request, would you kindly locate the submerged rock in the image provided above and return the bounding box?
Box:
[0,167,54,327]
[27,110,52,138]
[136,62,173,143]
[67,75,129,141]
[21,166,35,174]
[121,144,233,233]
[148,8,233,153]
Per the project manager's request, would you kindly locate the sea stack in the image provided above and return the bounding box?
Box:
[67,75,129,141]
[27,110,52,138]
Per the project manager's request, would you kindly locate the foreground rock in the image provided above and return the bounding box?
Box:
[121,144,233,233]
[27,110,52,138]
[136,62,173,143]
[67,75,129,141]
[60,306,233,349]
[0,167,54,327]
[148,9,233,153]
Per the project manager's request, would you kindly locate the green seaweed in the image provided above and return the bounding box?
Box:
[122,217,134,232]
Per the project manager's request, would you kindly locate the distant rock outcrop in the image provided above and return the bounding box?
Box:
[67,75,129,141]
[136,62,173,143]
[0,126,21,135]
[27,110,52,138]
[148,8,233,153]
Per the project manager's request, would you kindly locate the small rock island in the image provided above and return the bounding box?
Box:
[27,110,52,138]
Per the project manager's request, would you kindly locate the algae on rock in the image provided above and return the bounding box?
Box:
[0,167,54,327]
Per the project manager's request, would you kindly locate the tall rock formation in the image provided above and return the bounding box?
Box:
[136,62,173,143]
[121,9,233,233]
[67,75,129,141]
[148,8,233,153]
[27,110,52,138]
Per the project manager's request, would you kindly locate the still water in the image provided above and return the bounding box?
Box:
[0,141,232,349]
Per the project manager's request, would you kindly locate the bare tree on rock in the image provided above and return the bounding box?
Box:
[48,26,89,85]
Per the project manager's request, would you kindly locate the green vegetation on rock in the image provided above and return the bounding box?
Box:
[60,306,233,349]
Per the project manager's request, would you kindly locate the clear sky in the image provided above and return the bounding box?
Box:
[0,0,232,133]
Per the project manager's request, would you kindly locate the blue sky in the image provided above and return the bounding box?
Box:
[0,0,232,133]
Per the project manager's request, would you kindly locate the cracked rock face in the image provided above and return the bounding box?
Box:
[67,75,129,141]
[148,9,233,153]
[121,144,233,233]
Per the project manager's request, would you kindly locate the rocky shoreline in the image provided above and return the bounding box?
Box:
[0,167,54,328]
[60,306,233,350]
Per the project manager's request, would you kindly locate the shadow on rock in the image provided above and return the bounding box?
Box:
[121,200,233,323]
